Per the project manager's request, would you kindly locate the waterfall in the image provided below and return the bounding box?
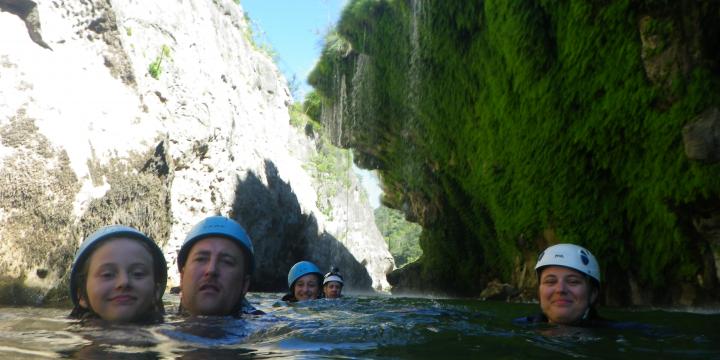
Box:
[399,0,426,190]
[407,0,425,115]
[337,72,348,147]
[350,53,373,143]
[321,65,348,147]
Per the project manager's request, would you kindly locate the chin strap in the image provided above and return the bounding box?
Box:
[581,307,591,320]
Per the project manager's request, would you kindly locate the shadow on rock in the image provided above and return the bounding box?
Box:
[231,159,373,293]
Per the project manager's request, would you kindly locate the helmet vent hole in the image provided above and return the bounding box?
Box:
[580,253,589,265]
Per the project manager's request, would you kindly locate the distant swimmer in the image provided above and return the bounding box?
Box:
[323,267,344,299]
[177,216,263,317]
[515,243,614,327]
[69,225,167,323]
[282,261,323,302]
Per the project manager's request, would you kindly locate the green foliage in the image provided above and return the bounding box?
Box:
[241,10,277,59]
[309,0,720,298]
[375,206,422,267]
[289,103,306,128]
[148,45,171,80]
[293,95,354,219]
[303,90,323,121]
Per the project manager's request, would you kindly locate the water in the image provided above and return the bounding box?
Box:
[0,293,717,359]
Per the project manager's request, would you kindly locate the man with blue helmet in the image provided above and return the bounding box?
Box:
[282,261,323,302]
[178,216,262,316]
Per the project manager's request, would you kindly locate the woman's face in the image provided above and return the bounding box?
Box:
[293,274,320,301]
[539,266,597,324]
[79,238,157,322]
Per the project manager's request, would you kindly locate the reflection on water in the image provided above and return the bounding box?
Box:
[0,293,717,359]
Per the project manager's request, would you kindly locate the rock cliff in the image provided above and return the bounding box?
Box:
[309,0,720,305]
[0,0,393,304]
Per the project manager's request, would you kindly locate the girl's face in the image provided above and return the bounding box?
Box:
[79,238,157,322]
[538,266,597,324]
[293,274,320,301]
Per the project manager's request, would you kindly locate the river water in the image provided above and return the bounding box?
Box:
[0,292,717,359]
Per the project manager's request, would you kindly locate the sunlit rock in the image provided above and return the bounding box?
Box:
[0,0,393,304]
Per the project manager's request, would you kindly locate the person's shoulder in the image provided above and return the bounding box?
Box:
[513,313,547,324]
[240,298,266,315]
[281,293,296,302]
[597,319,654,330]
[243,308,266,316]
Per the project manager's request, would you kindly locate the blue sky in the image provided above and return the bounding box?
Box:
[240,0,348,101]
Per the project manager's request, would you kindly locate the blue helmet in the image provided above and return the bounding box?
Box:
[287,261,322,290]
[177,216,255,274]
[69,225,167,307]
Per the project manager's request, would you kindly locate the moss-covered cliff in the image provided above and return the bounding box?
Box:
[308,0,720,305]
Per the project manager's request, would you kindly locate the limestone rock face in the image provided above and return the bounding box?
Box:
[683,108,720,163]
[0,0,393,304]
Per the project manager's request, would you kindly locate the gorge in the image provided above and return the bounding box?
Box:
[308,0,720,306]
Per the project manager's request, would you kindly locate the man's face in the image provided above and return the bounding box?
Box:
[180,237,250,316]
[323,281,342,299]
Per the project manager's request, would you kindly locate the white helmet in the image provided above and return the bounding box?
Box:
[323,267,344,286]
[535,243,600,284]
[323,274,344,285]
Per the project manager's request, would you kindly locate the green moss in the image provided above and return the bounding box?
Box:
[309,0,720,299]
[0,111,80,305]
[78,144,172,248]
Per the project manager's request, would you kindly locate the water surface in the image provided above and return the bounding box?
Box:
[0,293,717,359]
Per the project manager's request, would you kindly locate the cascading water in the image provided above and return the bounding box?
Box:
[350,53,373,141]
[408,0,425,115]
[320,65,348,148]
[399,0,426,202]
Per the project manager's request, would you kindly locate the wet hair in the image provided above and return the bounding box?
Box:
[70,237,165,323]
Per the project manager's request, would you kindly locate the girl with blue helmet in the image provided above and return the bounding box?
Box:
[69,225,167,323]
[281,261,323,302]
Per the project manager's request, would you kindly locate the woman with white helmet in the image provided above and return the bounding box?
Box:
[516,243,611,326]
